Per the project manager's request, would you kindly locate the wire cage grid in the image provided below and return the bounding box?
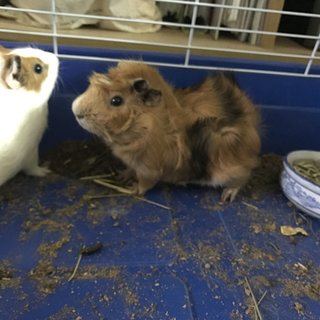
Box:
[0,0,320,77]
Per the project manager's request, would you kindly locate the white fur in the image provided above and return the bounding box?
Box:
[0,47,59,187]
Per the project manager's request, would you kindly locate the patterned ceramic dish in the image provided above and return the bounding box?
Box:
[280,150,320,219]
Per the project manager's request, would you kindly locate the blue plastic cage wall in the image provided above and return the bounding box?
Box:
[51,47,320,155]
[48,52,320,156]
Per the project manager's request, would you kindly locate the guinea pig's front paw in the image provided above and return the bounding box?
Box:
[127,182,143,196]
[128,179,157,196]
[132,176,159,196]
[117,168,136,184]
[25,166,51,177]
[127,182,145,196]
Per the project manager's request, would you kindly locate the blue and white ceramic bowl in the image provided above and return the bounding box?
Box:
[280,150,320,219]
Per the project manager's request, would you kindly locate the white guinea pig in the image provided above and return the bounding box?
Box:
[0,46,59,187]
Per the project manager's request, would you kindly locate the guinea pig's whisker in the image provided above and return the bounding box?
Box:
[57,75,64,89]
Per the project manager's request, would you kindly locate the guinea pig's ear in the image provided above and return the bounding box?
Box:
[0,45,10,54]
[1,55,24,90]
[133,79,149,93]
[142,89,162,107]
[90,72,111,87]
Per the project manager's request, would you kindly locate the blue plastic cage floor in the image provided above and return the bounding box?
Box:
[0,142,319,320]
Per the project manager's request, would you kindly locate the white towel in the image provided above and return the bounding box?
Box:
[0,0,161,32]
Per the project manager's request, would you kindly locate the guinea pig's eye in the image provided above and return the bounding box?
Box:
[34,64,43,74]
[110,96,123,107]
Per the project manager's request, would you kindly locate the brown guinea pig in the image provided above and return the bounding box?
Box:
[72,61,261,202]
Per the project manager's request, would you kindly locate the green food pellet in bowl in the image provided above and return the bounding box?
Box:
[292,159,320,186]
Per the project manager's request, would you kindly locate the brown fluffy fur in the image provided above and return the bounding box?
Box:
[72,61,261,202]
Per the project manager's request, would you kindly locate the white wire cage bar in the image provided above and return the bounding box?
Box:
[0,1,320,77]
